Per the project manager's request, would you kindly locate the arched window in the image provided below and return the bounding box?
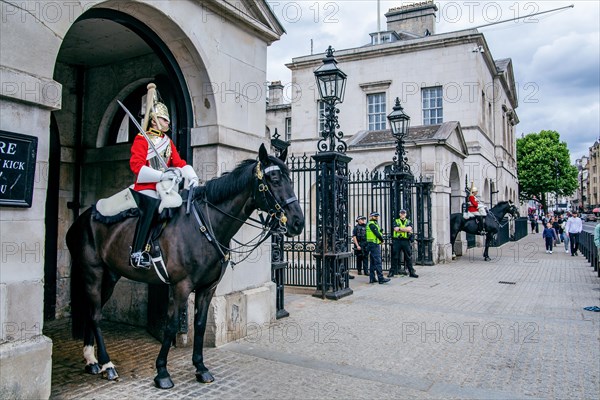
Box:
[105,76,177,146]
[106,84,151,145]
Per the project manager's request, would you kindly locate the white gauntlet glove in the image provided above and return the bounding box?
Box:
[181,165,200,188]
[161,167,182,183]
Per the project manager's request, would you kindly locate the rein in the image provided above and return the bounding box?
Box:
[189,161,296,267]
[489,204,517,228]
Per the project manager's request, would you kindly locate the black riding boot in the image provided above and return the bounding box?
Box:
[477,216,485,234]
[130,191,161,269]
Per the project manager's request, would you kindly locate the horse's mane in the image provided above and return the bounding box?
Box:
[194,155,290,204]
[491,200,510,210]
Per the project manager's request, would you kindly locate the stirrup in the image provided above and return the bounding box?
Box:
[130,251,152,269]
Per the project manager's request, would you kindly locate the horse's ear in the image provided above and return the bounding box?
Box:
[278,148,288,163]
[259,143,269,165]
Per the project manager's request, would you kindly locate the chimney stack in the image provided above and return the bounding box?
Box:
[386,1,438,36]
[268,81,284,106]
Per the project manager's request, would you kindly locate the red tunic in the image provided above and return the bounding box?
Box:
[130,132,186,192]
[468,195,479,212]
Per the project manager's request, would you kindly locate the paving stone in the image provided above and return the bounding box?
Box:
[46,234,600,399]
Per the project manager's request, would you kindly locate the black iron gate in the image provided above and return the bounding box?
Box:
[283,156,433,287]
[284,154,318,287]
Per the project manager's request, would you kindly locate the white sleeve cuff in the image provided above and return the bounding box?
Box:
[137,166,163,183]
[181,165,199,186]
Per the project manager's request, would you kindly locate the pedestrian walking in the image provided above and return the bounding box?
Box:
[542,222,557,253]
[552,216,561,245]
[366,212,390,284]
[562,212,570,253]
[352,216,368,275]
[529,213,535,232]
[565,212,583,256]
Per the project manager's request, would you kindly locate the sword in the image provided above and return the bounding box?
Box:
[117,100,169,171]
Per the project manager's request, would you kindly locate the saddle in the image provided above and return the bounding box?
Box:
[463,212,487,236]
[93,187,138,223]
[92,187,184,284]
[93,182,182,222]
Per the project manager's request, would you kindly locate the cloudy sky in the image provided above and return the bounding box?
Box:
[265,1,600,162]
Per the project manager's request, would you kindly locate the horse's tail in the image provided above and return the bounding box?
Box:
[66,209,92,340]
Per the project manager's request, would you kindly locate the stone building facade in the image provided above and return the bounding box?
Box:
[586,141,599,211]
[266,2,520,262]
[0,1,283,397]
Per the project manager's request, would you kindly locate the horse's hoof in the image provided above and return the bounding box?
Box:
[196,370,215,383]
[102,367,119,381]
[484,257,491,262]
[451,254,456,260]
[154,372,174,389]
[85,363,101,375]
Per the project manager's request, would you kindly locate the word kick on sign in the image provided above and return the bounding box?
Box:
[2,160,25,170]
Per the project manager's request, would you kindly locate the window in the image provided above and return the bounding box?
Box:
[422,86,443,125]
[285,117,292,142]
[318,101,326,134]
[488,102,492,134]
[367,93,386,131]
[115,115,130,144]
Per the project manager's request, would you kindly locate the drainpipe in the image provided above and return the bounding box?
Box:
[67,66,85,217]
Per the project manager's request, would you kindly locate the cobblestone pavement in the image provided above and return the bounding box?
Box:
[47,233,600,399]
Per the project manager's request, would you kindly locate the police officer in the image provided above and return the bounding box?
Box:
[366,212,390,284]
[352,216,368,275]
[391,209,418,278]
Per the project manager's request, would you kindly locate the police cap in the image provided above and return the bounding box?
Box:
[369,212,380,217]
[356,216,366,222]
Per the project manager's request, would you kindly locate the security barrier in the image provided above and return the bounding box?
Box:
[579,230,599,276]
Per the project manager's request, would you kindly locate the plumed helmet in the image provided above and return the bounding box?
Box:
[150,102,170,123]
[471,187,478,193]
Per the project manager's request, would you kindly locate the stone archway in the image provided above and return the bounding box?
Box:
[46,7,210,324]
[449,162,461,213]
[483,179,490,206]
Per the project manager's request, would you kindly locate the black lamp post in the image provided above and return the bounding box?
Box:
[270,129,290,319]
[387,98,414,218]
[312,46,353,300]
[554,159,559,214]
[387,97,411,174]
[314,46,348,153]
[577,160,585,213]
[387,98,418,271]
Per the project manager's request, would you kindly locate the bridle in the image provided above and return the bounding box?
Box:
[190,160,298,266]
[252,162,298,231]
[489,203,519,228]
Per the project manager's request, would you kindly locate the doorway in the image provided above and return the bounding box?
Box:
[45,9,193,341]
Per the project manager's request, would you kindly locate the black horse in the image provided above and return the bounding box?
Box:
[66,144,303,389]
[450,200,519,261]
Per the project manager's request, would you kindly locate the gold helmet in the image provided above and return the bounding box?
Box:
[150,102,170,123]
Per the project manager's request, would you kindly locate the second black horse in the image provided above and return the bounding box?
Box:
[450,200,520,261]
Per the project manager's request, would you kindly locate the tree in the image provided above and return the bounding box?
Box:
[516,130,578,212]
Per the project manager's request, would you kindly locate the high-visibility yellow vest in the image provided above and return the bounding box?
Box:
[393,218,410,239]
[366,221,382,244]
